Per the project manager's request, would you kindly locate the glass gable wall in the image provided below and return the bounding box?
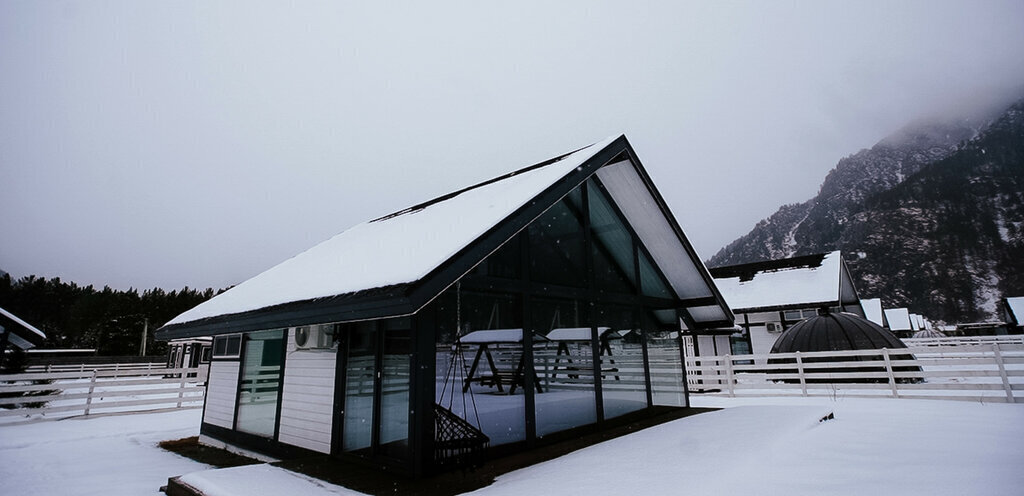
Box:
[430,175,688,453]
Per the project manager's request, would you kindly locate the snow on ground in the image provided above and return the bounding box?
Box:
[0,409,208,496]
[2,397,1023,496]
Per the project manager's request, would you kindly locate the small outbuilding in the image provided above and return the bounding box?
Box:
[155,136,733,476]
[769,311,920,382]
[708,251,865,362]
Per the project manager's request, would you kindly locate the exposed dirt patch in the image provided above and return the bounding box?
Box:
[159,436,262,468]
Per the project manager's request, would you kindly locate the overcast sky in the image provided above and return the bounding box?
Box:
[2,1,1024,291]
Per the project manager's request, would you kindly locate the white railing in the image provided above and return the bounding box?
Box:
[685,344,1024,403]
[902,335,1024,347]
[0,366,208,425]
[24,362,170,376]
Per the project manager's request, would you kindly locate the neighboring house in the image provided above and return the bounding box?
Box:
[0,306,47,370]
[1003,297,1023,333]
[166,337,212,370]
[884,308,914,337]
[155,136,733,476]
[708,251,865,361]
[861,298,887,327]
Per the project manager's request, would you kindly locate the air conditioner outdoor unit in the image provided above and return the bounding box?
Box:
[766,323,783,334]
[294,324,334,350]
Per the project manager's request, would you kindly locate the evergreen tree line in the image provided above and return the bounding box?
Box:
[0,273,223,357]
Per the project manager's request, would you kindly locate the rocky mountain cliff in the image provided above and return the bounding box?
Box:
[709,99,1024,323]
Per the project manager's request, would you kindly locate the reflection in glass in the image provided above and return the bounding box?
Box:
[342,321,376,453]
[380,319,412,459]
[236,329,285,437]
[532,298,597,437]
[640,251,673,299]
[589,180,636,295]
[528,190,586,287]
[645,312,687,406]
[434,288,526,447]
[595,306,647,419]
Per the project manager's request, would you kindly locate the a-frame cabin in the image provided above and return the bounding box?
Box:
[156,135,732,476]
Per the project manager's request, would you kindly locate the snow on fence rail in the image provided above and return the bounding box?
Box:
[686,344,1024,403]
[0,366,208,425]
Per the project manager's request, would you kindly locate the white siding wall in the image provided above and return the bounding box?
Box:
[204,360,240,429]
[278,328,337,454]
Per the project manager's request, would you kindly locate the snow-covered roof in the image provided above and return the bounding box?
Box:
[168,137,616,327]
[884,308,913,331]
[545,327,616,342]
[1006,296,1024,325]
[159,135,733,338]
[709,251,849,312]
[861,298,885,326]
[0,306,46,350]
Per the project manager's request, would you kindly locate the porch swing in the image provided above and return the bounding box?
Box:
[434,283,490,469]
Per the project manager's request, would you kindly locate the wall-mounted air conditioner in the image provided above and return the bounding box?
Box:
[294,324,335,350]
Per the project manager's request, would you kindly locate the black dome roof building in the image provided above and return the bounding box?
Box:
[769,311,920,383]
[770,312,907,354]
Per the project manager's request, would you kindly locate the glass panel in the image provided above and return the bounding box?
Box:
[588,180,636,295]
[226,335,242,356]
[528,189,586,287]
[471,233,521,279]
[532,298,597,437]
[645,311,687,407]
[343,321,376,453]
[379,318,412,459]
[213,337,226,356]
[435,288,526,447]
[595,305,647,419]
[639,251,673,299]
[236,329,285,437]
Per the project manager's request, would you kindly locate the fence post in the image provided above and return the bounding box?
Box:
[84,370,98,416]
[795,351,807,396]
[113,362,120,379]
[176,372,187,408]
[882,348,898,398]
[992,344,1014,403]
[146,362,152,377]
[724,355,735,397]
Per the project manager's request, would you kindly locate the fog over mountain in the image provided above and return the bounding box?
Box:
[710,95,1024,323]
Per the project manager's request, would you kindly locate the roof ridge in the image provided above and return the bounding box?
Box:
[369,140,606,224]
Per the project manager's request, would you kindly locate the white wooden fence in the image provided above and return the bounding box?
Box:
[686,343,1024,403]
[0,365,209,425]
[24,361,169,375]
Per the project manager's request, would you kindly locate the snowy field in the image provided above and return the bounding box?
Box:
[2,397,1023,496]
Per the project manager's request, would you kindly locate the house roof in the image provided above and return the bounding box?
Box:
[157,135,732,339]
[0,306,47,350]
[769,312,907,354]
[709,251,859,313]
[883,308,913,331]
[861,298,886,327]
